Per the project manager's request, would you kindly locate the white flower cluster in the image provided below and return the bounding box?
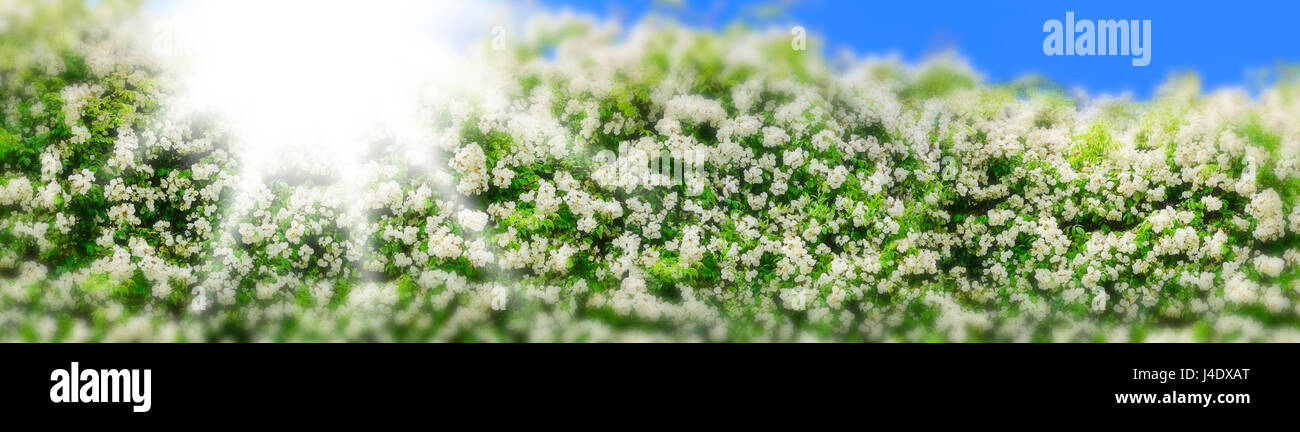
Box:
[449,142,489,195]
[3,6,1300,342]
[2,2,238,327]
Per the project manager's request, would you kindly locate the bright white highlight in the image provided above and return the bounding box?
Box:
[153,0,503,181]
[148,0,511,296]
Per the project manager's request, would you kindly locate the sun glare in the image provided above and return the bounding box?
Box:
[152,0,502,185]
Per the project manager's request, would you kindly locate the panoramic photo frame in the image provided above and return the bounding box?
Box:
[0,0,1295,420]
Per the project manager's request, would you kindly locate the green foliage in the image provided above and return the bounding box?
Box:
[1070,121,1118,168]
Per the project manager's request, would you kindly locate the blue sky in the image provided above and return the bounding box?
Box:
[536,0,1299,99]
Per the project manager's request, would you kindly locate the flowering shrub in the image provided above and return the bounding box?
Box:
[2,3,1299,341]
[2,2,237,337]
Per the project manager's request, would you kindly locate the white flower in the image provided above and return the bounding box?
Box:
[1091,291,1109,313]
[426,227,462,260]
[68,169,95,196]
[449,142,489,195]
[762,126,789,148]
[456,209,488,232]
[1246,189,1284,241]
[531,180,560,217]
[490,285,508,310]
[664,95,726,126]
[107,203,139,226]
[825,165,849,189]
[1201,195,1223,212]
[372,181,404,211]
[1224,273,1258,304]
[811,129,839,152]
[782,148,806,168]
[492,163,515,188]
[285,221,306,244]
[39,150,61,179]
[1254,255,1284,278]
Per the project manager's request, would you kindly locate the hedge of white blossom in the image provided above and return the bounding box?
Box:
[3,2,1300,341]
